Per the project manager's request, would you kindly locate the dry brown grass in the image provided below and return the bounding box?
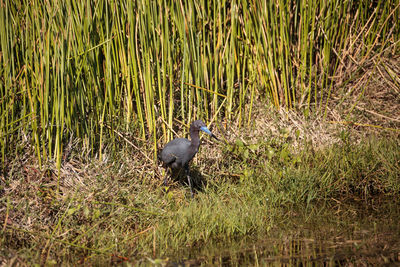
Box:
[331,54,400,133]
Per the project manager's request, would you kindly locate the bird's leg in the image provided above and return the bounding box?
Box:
[185,167,194,198]
[163,169,169,186]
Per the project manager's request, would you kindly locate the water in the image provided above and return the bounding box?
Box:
[166,196,400,266]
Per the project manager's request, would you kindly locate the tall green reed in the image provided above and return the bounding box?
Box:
[0,0,398,170]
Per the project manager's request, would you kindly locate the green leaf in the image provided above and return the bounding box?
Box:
[67,207,77,216]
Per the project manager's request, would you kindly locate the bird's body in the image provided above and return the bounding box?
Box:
[160,138,198,169]
[159,120,218,197]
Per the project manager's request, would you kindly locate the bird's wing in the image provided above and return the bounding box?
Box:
[160,150,177,165]
[160,138,191,166]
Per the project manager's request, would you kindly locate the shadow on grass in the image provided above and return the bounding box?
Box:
[164,166,208,196]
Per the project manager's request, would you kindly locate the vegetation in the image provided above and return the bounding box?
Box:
[1,0,399,166]
[0,0,399,265]
[2,123,399,264]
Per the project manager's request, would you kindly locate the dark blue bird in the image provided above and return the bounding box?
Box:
[159,120,218,197]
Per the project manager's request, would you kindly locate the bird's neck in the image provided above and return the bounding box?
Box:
[189,131,201,150]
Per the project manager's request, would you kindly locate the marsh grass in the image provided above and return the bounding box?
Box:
[1,0,399,169]
[1,114,399,264]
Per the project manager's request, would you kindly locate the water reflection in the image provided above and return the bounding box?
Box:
[165,197,400,266]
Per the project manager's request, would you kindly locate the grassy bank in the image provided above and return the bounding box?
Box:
[1,118,399,264]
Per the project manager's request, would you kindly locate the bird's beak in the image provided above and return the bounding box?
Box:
[210,133,219,140]
[200,126,219,141]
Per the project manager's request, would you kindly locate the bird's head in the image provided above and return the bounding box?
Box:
[191,120,219,140]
